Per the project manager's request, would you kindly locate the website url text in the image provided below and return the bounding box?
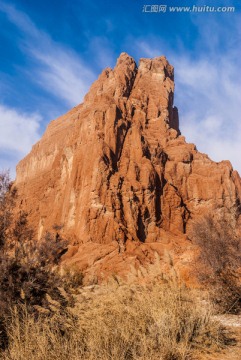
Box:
[142,5,235,13]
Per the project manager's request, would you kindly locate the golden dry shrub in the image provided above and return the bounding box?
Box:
[1,282,225,360]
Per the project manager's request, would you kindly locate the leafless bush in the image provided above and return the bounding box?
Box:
[191,213,241,313]
[0,171,81,350]
[0,171,17,250]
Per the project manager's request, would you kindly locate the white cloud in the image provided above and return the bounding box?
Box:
[130,17,241,174]
[0,1,96,107]
[30,49,95,107]
[0,1,98,175]
[86,36,116,69]
[0,104,41,177]
[1,1,240,176]
[174,52,241,173]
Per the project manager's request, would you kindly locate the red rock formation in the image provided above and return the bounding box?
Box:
[15,53,241,282]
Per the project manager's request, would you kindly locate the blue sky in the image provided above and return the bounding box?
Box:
[0,0,240,177]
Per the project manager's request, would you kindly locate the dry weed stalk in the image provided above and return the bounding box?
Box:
[1,282,227,360]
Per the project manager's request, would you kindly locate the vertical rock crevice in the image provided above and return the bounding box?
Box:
[15,53,241,262]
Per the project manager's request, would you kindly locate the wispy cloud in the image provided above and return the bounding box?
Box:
[0,1,96,107]
[175,54,241,169]
[29,49,95,107]
[86,36,116,70]
[0,104,41,177]
[130,16,241,174]
[0,0,240,176]
[175,15,241,173]
[0,0,98,176]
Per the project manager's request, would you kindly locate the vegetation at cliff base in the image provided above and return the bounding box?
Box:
[1,283,228,360]
[0,171,238,359]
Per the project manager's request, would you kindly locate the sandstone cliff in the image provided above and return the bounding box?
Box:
[15,53,241,281]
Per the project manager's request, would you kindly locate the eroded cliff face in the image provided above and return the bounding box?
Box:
[15,53,241,281]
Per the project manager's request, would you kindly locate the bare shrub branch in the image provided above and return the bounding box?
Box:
[191,213,241,313]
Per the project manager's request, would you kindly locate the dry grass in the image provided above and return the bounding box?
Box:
[1,282,226,360]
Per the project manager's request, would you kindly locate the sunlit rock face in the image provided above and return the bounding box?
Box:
[15,53,241,281]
